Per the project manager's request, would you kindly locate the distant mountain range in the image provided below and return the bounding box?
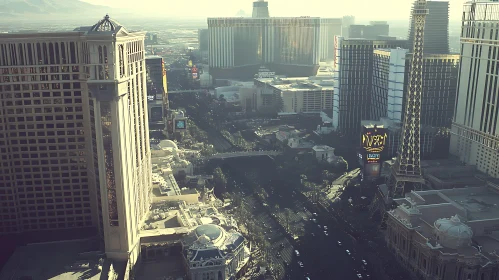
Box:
[0,0,111,18]
[235,10,250,17]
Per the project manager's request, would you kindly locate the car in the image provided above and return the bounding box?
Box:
[305,277,311,280]
[311,218,317,223]
[324,226,328,230]
[324,231,329,236]
[298,261,304,268]
[277,252,281,258]
[337,241,342,246]
[312,212,318,217]
[279,243,285,249]
[295,250,300,257]
[356,274,363,279]
[346,250,351,255]
[318,224,322,228]
[361,259,368,266]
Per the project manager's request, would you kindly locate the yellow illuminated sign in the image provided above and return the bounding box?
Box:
[362,129,387,153]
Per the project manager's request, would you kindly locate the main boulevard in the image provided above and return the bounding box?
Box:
[219,157,413,280]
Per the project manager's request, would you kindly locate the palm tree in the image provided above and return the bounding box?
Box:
[283,208,291,232]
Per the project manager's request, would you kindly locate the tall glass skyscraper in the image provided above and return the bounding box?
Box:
[408,0,450,54]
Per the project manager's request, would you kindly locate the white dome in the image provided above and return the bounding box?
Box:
[159,140,178,150]
[197,234,211,245]
[434,215,473,249]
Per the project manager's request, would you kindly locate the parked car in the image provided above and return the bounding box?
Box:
[295,250,300,257]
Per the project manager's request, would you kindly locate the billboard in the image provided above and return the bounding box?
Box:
[361,125,388,165]
[364,163,381,177]
[174,118,187,131]
[192,73,198,79]
[333,36,342,68]
[188,60,193,67]
[192,66,198,74]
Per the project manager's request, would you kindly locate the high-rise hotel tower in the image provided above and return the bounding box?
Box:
[207,0,342,80]
[451,0,499,178]
[0,15,152,266]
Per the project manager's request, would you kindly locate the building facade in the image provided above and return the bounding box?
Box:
[413,53,459,128]
[371,48,408,122]
[145,56,168,123]
[349,21,389,39]
[371,50,459,128]
[319,18,343,62]
[450,0,499,178]
[332,37,407,138]
[208,17,322,80]
[253,77,333,114]
[184,224,248,280]
[386,187,499,280]
[0,15,152,268]
[198,29,209,52]
[252,0,270,18]
[341,15,355,39]
[408,0,450,54]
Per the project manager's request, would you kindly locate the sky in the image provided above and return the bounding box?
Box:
[82,0,467,22]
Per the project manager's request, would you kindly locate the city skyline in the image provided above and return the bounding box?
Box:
[80,0,466,21]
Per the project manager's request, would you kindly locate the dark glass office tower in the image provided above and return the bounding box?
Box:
[408,0,449,54]
[348,21,389,39]
[333,37,407,139]
[198,29,209,51]
[252,0,270,18]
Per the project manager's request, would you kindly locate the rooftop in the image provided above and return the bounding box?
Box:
[134,256,186,280]
[255,77,334,91]
[0,238,110,280]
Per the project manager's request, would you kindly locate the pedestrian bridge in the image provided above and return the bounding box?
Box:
[207,150,281,159]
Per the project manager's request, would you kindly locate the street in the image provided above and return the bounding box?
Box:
[221,157,412,280]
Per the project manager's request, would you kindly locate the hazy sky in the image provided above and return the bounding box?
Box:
[82,0,467,21]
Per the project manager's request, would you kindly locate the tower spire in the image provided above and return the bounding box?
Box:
[252,0,269,18]
[387,0,428,198]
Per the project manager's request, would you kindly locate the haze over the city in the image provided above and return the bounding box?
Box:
[81,0,466,21]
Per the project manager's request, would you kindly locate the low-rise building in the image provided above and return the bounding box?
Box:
[137,201,249,280]
[312,145,338,163]
[252,77,334,114]
[386,186,499,280]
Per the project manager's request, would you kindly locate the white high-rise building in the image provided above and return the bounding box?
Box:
[450,0,499,177]
[0,15,152,267]
[371,48,408,123]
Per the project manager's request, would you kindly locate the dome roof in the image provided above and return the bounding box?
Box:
[197,234,211,245]
[435,215,473,238]
[159,140,178,150]
[434,215,473,249]
[90,14,122,32]
[195,224,222,241]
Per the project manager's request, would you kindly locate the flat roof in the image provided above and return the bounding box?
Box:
[255,77,334,91]
[446,188,499,221]
[134,257,186,280]
[0,238,104,280]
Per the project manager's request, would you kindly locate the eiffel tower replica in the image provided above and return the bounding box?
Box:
[370,0,428,226]
[387,0,428,199]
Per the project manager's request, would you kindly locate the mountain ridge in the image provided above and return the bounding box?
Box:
[0,0,112,16]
